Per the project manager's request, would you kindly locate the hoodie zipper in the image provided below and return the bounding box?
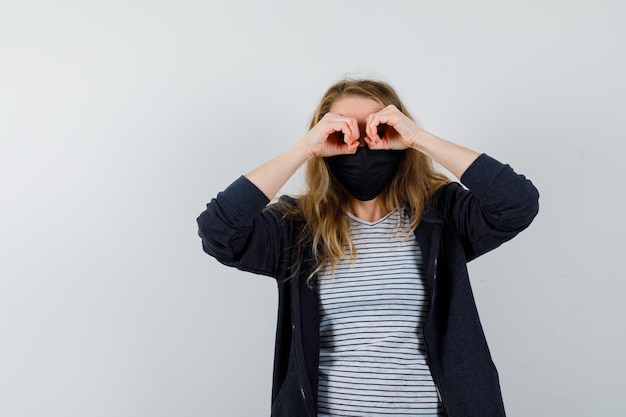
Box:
[292,316,313,417]
[298,372,312,417]
[431,258,438,312]
[424,252,451,416]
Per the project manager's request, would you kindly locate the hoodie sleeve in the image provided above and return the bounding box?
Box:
[440,154,540,261]
[196,176,293,278]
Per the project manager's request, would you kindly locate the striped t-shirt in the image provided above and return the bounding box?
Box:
[317,210,445,417]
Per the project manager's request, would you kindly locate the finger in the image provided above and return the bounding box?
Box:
[370,106,401,138]
[336,123,349,144]
[338,117,359,146]
[343,139,359,154]
[365,113,380,142]
[325,116,356,145]
[362,134,380,149]
[348,117,360,144]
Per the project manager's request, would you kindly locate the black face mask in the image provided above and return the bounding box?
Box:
[324,147,404,201]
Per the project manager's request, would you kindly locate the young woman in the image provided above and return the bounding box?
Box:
[197,79,539,417]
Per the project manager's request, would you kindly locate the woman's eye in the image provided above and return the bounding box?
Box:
[338,131,345,143]
[377,124,387,138]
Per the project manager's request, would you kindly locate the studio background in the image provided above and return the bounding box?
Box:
[1,1,624,416]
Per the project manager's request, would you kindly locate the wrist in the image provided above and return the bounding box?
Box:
[291,139,317,163]
[411,129,435,153]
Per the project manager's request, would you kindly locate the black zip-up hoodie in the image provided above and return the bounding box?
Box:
[197,154,539,417]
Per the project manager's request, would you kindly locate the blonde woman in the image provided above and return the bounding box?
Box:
[197,79,539,417]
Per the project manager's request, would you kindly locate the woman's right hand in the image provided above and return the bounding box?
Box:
[245,113,360,199]
[300,113,361,158]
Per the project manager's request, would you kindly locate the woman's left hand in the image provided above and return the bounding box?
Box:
[363,105,422,150]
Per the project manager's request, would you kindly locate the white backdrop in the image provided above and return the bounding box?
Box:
[1,1,625,416]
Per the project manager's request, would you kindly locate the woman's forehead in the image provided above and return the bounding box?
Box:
[329,96,384,120]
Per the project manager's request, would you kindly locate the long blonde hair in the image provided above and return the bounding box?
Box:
[279,79,450,283]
